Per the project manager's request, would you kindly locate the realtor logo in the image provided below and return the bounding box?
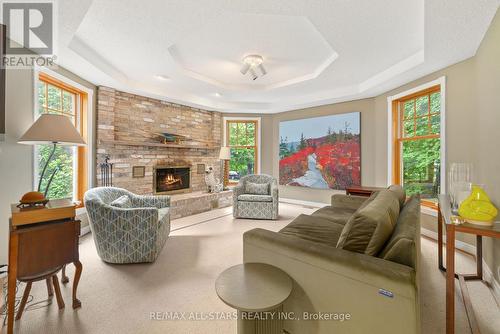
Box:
[2,1,53,54]
[0,1,57,69]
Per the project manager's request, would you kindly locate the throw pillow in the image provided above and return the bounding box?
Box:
[378,195,420,267]
[388,184,406,207]
[336,190,400,256]
[110,195,131,208]
[245,182,269,195]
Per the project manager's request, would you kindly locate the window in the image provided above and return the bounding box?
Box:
[392,85,441,206]
[225,119,258,182]
[35,73,88,203]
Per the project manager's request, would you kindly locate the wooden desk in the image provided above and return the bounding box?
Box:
[437,194,500,334]
[7,199,83,334]
[345,186,385,197]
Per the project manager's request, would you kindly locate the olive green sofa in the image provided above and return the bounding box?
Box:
[243,186,421,334]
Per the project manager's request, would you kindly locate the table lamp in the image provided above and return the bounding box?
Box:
[219,146,231,189]
[18,114,86,205]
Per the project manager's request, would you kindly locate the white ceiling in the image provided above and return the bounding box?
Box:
[56,0,499,113]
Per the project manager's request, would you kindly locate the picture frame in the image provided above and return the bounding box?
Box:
[132,166,146,178]
[279,112,361,190]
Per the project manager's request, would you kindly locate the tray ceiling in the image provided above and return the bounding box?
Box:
[57,0,499,113]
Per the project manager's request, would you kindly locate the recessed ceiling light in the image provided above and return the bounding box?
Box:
[156,75,170,81]
[215,92,222,97]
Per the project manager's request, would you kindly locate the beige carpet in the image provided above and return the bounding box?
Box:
[6,203,500,334]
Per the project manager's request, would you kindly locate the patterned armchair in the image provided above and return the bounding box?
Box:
[233,174,279,220]
[84,187,170,264]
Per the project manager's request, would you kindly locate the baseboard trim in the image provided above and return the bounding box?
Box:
[421,227,476,254]
[483,259,500,307]
[279,197,326,208]
[421,227,500,306]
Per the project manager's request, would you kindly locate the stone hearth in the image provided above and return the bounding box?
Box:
[170,190,232,219]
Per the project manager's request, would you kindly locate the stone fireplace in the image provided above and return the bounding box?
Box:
[96,86,222,195]
[154,166,191,194]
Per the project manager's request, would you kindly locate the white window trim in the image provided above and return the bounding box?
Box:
[32,66,95,205]
[222,116,262,175]
[386,76,446,195]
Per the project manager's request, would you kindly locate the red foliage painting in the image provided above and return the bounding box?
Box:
[279,112,361,190]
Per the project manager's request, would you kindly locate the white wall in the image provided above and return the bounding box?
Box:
[0,68,35,264]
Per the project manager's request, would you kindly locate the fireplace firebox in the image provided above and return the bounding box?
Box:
[153,166,191,194]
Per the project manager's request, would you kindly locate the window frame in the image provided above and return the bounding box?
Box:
[223,117,261,185]
[33,68,94,206]
[387,77,446,211]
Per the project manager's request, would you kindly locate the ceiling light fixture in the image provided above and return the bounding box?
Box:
[215,92,222,97]
[240,55,266,81]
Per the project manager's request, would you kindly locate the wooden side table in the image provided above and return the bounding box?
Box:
[345,186,385,197]
[7,199,83,334]
[215,263,292,334]
[437,194,500,334]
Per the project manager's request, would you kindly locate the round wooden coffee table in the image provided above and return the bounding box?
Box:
[215,263,292,333]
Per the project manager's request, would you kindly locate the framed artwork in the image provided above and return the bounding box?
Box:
[132,166,145,178]
[279,112,361,190]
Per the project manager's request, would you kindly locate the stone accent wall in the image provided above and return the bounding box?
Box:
[96,86,222,194]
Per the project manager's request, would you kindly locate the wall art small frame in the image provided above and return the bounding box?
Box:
[132,166,146,178]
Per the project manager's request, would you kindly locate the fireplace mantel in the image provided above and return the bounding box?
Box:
[99,139,218,150]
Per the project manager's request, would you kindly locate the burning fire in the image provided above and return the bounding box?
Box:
[163,174,182,186]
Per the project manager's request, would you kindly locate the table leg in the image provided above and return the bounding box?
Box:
[476,236,483,280]
[446,224,456,334]
[72,260,82,309]
[237,310,256,334]
[61,264,69,284]
[438,204,445,271]
[7,233,18,334]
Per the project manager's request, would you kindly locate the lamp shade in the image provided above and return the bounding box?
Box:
[18,114,86,146]
[218,146,231,160]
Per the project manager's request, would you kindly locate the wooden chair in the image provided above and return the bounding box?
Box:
[15,267,65,320]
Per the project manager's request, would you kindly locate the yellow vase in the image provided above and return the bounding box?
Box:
[458,185,498,226]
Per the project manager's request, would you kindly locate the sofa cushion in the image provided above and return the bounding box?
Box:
[336,190,400,256]
[245,182,269,195]
[238,194,273,202]
[311,206,357,226]
[280,214,344,248]
[378,195,420,268]
[388,184,406,207]
[110,195,131,208]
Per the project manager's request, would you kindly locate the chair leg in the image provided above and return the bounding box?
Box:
[46,278,53,297]
[15,282,32,320]
[52,275,65,309]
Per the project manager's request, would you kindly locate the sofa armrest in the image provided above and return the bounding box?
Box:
[331,194,367,210]
[233,185,245,197]
[243,228,416,298]
[130,194,170,208]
